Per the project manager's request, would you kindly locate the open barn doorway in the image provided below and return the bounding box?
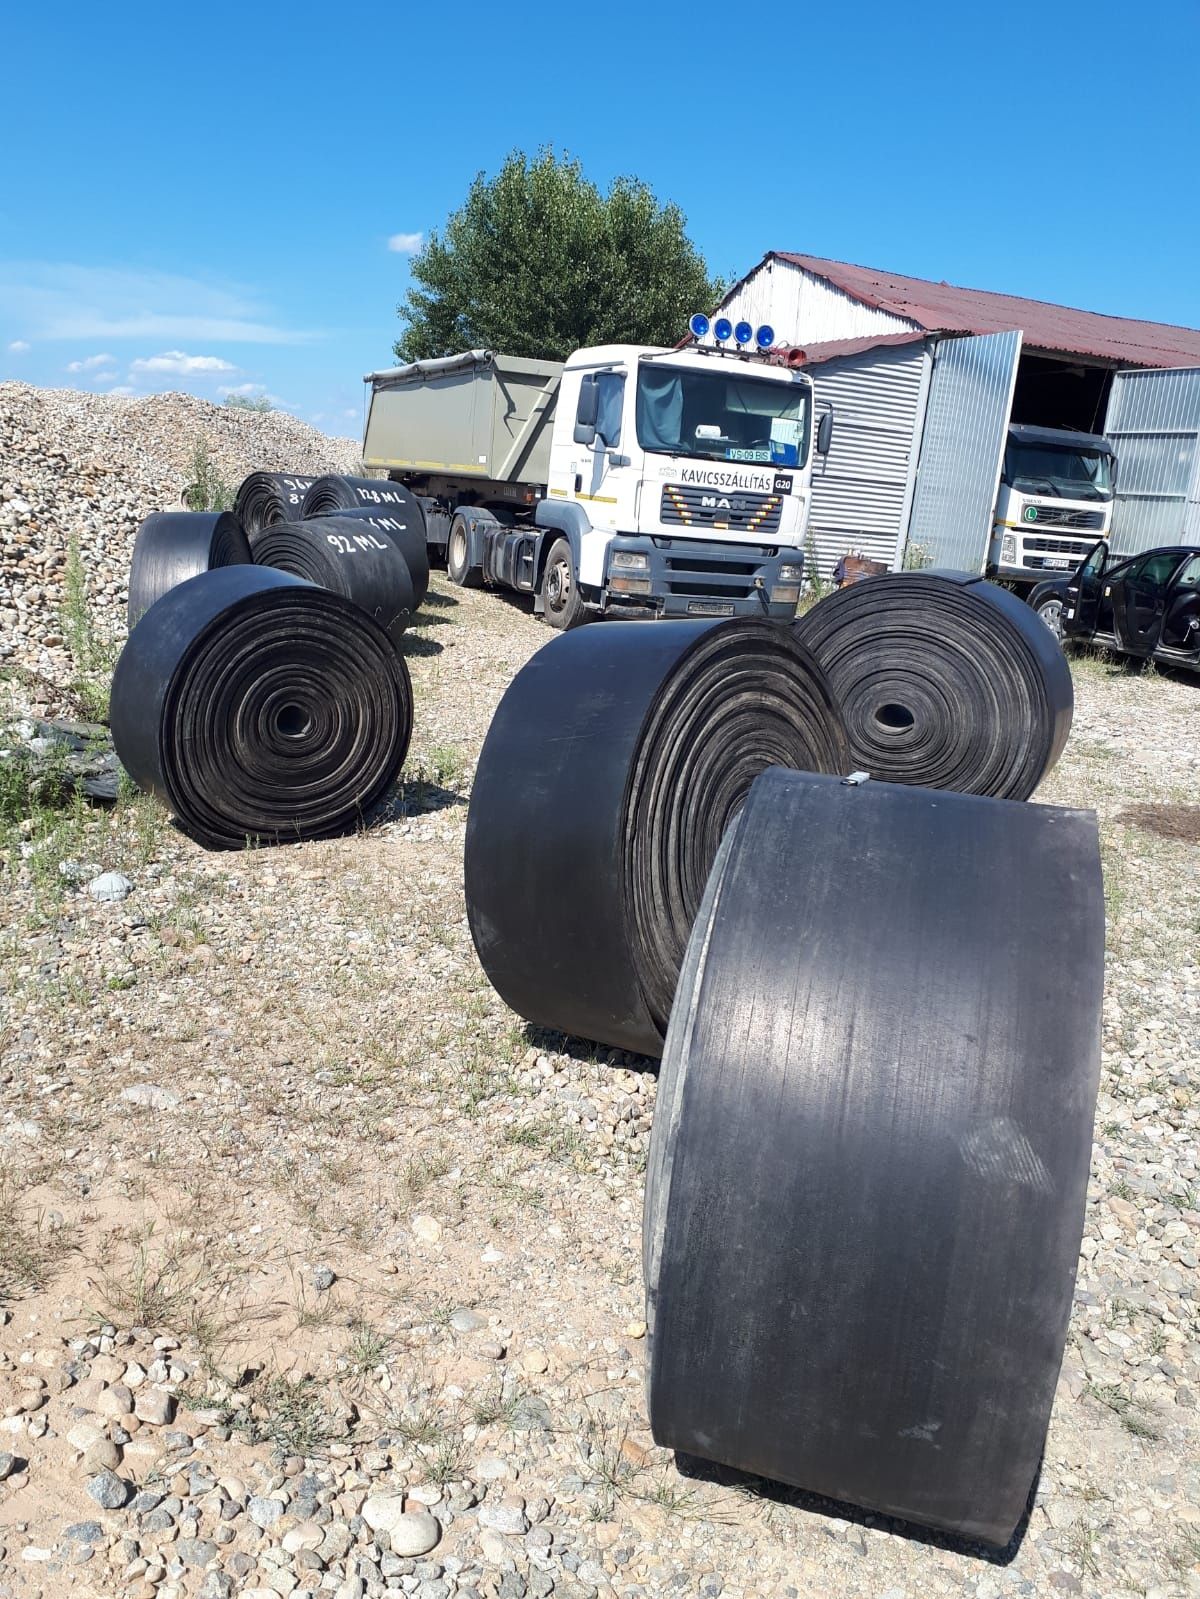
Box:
[1010,352,1114,433]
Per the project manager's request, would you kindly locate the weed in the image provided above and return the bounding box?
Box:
[1063,1516,1102,1579]
[225,393,273,412]
[902,540,933,571]
[228,1374,339,1456]
[0,1172,74,1302]
[182,437,234,513]
[346,1320,392,1372]
[61,537,119,721]
[1085,1380,1161,1440]
[1110,1179,1133,1200]
[802,527,828,602]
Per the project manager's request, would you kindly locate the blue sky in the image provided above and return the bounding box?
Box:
[1,0,1197,438]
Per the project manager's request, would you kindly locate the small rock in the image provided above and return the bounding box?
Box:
[60,1521,104,1546]
[248,1495,285,1529]
[83,1438,123,1473]
[449,1309,487,1334]
[89,870,133,901]
[510,1397,551,1432]
[520,1350,549,1376]
[87,1469,132,1509]
[412,1216,442,1245]
[200,1573,235,1599]
[0,1452,17,1480]
[120,1083,181,1111]
[478,1503,529,1536]
[361,1499,440,1558]
[134,1387,176,1426]
[312,1265,336,1292]
[282,1520,325,1554]
[177,1537,218,1567]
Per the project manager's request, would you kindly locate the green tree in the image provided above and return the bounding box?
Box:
[395,149,723,363]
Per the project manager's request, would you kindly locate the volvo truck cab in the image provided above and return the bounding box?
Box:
[990,424,1116,591]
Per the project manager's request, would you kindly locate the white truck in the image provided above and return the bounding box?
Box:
[362,334,831,627]
[989,423,1116,590]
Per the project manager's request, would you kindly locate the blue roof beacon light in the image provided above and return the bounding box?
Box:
[734,321,753,346]
[755,324,776,350]
[713,317,733,344]
[689,312,710,340]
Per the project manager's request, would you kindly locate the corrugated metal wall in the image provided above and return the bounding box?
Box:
[805,343,930,579]
[718,258,915,346]
[1104,367,1200,554]
[905,331,1022,570]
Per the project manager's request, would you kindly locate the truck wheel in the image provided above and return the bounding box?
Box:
[447,514,481,588]
[541,538,587,630]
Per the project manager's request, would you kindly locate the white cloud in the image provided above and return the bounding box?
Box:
[130,350,236,376]
[0,263,320,345]
[387,232,423,255]
[7,339,30,353]
[66,352,116,372]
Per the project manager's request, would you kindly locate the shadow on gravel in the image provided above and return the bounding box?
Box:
[672,1451,1038,1565]
[421,587,459,609]
[400,633,445,658]
[372,778,465,821]
[521,1023,658,1077]
[1118,803,1200,843]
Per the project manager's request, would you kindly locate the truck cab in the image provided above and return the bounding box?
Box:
[537,343,822,623]
[989,423,1116,590]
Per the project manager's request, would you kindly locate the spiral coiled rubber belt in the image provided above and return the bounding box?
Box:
[233,472,316,535]
[464,619,849,1058]
[304,499,431,611]
[793,571,1073,798]
[111,566,412,850]
[127,510,251,629]
[250,517,418,645]
[645,767,1104,1548]
[301,473,420,520]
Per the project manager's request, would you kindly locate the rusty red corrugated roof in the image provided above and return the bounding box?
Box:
[766,331,931,366]
[773,253,1200,368]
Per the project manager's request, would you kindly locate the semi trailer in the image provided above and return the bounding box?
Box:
[362,332,831,627]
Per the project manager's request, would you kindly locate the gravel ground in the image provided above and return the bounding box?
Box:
[2,533,1199,1594]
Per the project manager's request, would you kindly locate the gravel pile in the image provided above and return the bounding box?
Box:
[0,382,360,693]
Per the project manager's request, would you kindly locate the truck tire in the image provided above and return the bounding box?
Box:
[541,538,587,630]
[446,513,482,589]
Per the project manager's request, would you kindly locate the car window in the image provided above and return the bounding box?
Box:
[1125,551,1183,586]
[1174,555,1200,588]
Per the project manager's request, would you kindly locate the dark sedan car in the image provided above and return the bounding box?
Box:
[1028,540,1200,670]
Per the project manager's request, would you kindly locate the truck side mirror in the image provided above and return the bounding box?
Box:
[817,410,834,455]
[573,375,598,446]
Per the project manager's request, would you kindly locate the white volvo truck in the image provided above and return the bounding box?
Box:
[989,423,1116,591]
[362,335,831,627]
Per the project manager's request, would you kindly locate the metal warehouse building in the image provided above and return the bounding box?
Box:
[710,253,1200,577]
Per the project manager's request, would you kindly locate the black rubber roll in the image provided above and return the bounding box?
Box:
[111,566,412,851]
[250,517,417,643]
[301,473,417,519]
[792,571,1073,798]
[465,619,849,1058]
[305,500,430,610]
[645,767,1104,1548]
[126,511,251,628]
[233,472,317,535]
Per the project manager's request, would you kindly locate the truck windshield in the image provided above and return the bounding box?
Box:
[636,365,811,467]
[1004,442,1114,502]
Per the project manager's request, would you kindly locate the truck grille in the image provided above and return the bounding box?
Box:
[1023,507,1105,531]
[661,483,783,535]
[1025,536,1101,556]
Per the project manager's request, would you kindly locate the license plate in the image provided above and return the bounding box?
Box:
[1045,557,1072,569]
[687,600,736,617]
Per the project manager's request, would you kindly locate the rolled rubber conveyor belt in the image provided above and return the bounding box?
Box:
[126,510,252,629]
[792,571,1073,798]
[644,767,1104,1549]
[111,566,412,850]
[250,516,418,644]
[301,474,419,519]
[233,472,316,535]
[464,618,849,1058]
[304,495,430,610]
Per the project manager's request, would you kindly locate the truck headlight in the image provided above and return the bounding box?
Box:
[1001,534,1017,564]
[778,563,803,582]
[611,550,649,572]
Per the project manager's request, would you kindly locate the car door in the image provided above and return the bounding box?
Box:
[1064,540,1108,639]
[1159,553,1200,654]
[1110,550,1186,657]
